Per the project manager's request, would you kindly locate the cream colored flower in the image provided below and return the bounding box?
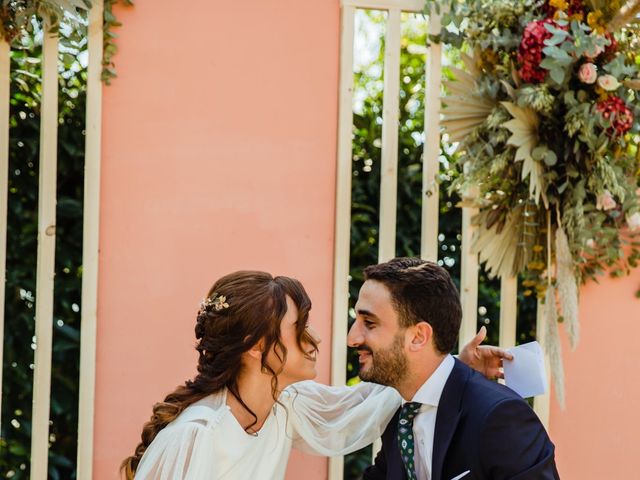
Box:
[597,74,621,91]
[586,238,596,249]
[627,212,640,231]
[596,190,617,210]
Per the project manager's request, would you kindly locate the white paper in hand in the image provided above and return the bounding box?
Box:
[503,341,547,398]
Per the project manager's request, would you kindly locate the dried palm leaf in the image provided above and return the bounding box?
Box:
[501,102,548,207]
[586,0,608,11]
[472,206,529,278]
[544,285,566,409]
[441,55,494,144]
[607,0,640,31]
[460,52,481,77]
[500,79,517,100]
[555,224,580,350]
[623,79,640,89]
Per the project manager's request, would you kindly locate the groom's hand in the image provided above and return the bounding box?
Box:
[458,326,514,379]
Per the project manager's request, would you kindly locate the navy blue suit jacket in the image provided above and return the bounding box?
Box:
[363,359,560,480]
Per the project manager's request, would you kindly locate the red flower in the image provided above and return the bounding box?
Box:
[603,32,618,60]
[518,19,557,83]
[595,96,634,135]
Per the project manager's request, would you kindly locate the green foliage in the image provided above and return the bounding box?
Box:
[0,0,90,42]
[0,24,85,480]
[102,0,133,84]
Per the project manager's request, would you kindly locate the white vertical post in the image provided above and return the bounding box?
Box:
[377,8,402,262]
[458,205,478,350]
[371,8,402,461]
[30,24,59,480]
[499,276,518,349]
[534,299,551,427]
[420,13,442,262]
[77,2,103,478]
[329,4,356,480]
[0,38,10,431]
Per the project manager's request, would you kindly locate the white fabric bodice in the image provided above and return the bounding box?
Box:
[134,381,402,479]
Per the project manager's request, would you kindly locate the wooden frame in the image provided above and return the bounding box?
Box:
[77,2,104,478]
[30,23,59,480]
[0,38,9,432]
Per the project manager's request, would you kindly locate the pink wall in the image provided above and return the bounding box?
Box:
[549,266,640,478]
[97,1,640,479]
[97,1,340,478]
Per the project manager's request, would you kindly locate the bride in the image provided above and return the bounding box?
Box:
[121,270,507,479]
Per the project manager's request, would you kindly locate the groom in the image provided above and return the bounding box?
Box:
[348,257,559,480]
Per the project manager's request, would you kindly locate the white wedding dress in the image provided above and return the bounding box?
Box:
[134,381,402,479]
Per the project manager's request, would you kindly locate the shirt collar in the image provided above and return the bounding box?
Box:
[410,354,454,407]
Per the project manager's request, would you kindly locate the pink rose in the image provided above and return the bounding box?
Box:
[597,74,620,91]
[627,212,640,231]
[596,190,617,211]
[585,41,604,59]
[578,63,597,84]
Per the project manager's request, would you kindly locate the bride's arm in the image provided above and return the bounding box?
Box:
[285,328,511,457]
[283,381,401,456]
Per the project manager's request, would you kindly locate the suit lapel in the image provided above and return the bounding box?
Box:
[431,359,469,480]
[384,408,408,479]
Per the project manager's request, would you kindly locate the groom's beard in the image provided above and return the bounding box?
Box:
[357,333,408,387]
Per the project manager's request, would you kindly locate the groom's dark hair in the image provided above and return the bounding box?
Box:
[363,257,462,354]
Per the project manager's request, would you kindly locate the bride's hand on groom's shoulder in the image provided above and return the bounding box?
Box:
[458,326,513,380]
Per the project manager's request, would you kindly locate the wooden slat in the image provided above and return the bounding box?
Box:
[499,276,518,349]
[77,2,104,478]
[329,5,356,480]
[0,38,10,431]
[378,8,402,262]
[341,0,424,12]
[30,25,59,480]
[458,206,478,350]
[533,299,551,427]
[420,13,442,261]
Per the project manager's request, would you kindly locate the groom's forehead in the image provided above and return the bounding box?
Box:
[355,280,397,316]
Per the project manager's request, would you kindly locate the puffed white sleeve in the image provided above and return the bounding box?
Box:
[134,421,218,480]
[282,380,402,456]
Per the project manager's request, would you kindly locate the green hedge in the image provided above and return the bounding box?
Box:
[0,30,86,480]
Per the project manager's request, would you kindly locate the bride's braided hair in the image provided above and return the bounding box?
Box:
[120,270,317,479]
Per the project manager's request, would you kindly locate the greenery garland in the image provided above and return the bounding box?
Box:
[0,0,133,83]
[427,0,640,405]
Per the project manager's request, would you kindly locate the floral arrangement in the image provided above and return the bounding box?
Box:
[427,0,640,405]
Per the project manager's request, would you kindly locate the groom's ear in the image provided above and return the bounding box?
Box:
[407,321,432,352]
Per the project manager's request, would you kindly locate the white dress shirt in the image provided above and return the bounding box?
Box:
[405,354,455,480]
